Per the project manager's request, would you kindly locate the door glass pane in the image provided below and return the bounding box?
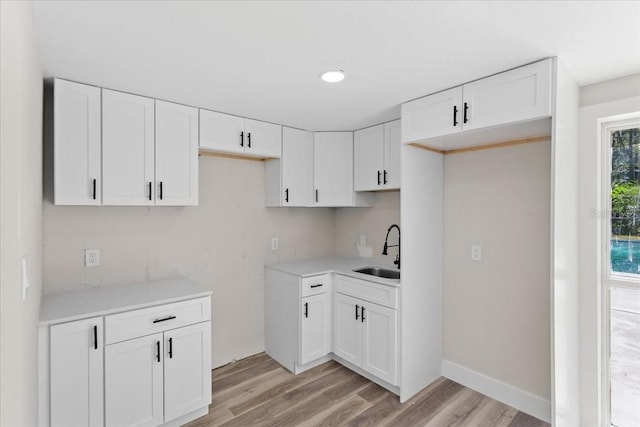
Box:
[610,287,640,427]
[610,127,640,275]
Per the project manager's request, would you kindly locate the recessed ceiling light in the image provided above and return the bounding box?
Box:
[320,70,345,83]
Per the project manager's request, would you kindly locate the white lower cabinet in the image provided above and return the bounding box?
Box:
[333,276,398,386]
[265,269,332,373]
[50,317,104,427]
[105,322,211,427]
[41,283,212,427]
[265,267,398,389]
[105,333,164,427]
[300,292,331,365]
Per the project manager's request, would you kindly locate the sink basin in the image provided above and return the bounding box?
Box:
[353,267,400,280]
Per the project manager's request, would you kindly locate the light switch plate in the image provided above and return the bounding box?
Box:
[271,238,279,251]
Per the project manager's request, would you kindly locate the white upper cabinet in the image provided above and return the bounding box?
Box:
[401,58,552,146]
[199,109,281,158]
[354,120,401,191]
[313,132,356,207]
[54,79,102,205]
[244,118,282,158]
[401,87,462,143]
[462,59,552,131]
[155,101,199,206]
[265,127,314,207]
[383,119,401,190]
[354,124,384,191]
[102,89,155,206]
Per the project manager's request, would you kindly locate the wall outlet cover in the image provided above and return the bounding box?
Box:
[271,238,279,251]
[471,245,482,261]
[85,249,100,267]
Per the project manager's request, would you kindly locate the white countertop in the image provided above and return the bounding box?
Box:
[266,257,401,287]
[40,277,211,326]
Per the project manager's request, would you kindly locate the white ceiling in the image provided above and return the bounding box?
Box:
[32,1,640,131]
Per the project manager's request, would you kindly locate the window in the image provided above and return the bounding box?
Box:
[603,117,640,427]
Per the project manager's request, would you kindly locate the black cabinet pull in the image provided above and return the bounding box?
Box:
[240,131,244,147]
[310,283,323,288]
[152,315,176,324]
[285,188,289,203]
[168,337,173,359]
[148,182,152,201]
[361,306,366,322]
[304,302,309,318]
[247,132,251,148]
[377,170,381,185]
[93,325,98,350]
[156,340,161,363]
[315,189,318,203]
[92,179,97,200]
[453,105,458,126]
[159,182,163,200]
[355,304,360,320]
[383,170,388,185]
[463,102,469,124]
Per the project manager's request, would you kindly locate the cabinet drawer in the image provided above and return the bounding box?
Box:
[105,297,210,345]
[336,275,397,309]
[301,274,329,297]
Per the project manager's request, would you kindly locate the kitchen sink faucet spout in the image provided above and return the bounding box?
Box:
[382,224,400,269]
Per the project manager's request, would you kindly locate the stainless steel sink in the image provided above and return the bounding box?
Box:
[353,267,400,280]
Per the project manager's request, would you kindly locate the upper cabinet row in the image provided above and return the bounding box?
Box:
[265,129,374,207]
[54,79,199,206]
[401,58,552,148]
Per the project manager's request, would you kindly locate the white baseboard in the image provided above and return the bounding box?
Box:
[441,359,551,423]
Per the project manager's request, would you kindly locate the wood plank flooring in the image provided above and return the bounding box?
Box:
[184,353,549,427]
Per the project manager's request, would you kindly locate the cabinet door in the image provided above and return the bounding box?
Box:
[244,118,282,158]
[314,132,354,206]
[300,293,331,365]
[155,101,199,206]
[463,59,552,131]
[50,317,103,427]
[53,79,101,205]
[362,303,397,386]
[333,293,362,366]
[199,109,245,155]
[282,127,314,206]
[354,125,384,191]
[102,89,155,205]
[105,333,164,427]
[164,322,212,422]
[383,120,401,190]
[401,86,462,143]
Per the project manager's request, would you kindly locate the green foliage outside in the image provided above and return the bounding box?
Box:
[611,128,640,237]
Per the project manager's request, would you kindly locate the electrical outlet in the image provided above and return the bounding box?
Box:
[471,245,482,261]
[85,249,100,267]
[359,235,366,247]
[271,238,279,251]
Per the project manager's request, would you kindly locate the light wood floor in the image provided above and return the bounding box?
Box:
[185,353,549,427]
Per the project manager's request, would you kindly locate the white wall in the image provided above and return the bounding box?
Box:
[0,2,44,426]
[335,191,400,267]
[442,142,551,403]
[43,156,336,368]
[578,74,640,427]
